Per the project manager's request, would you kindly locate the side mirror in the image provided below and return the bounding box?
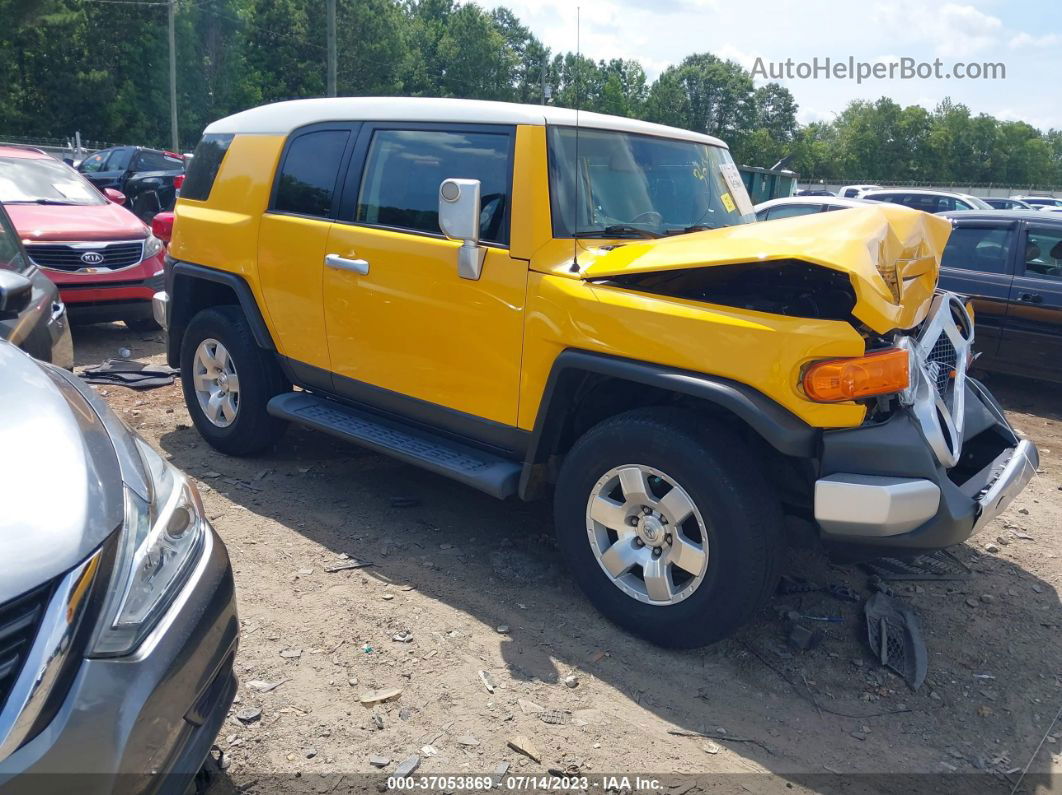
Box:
[439,178,485,280]
[151,211,175,245]
[103,188,126,205]
[0,270,34,320]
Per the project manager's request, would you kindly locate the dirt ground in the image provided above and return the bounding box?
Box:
[75,323,1061,794]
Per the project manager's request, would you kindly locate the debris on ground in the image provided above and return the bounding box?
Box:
[245,678,289,693]
[394,755,421,777]
[392,630,414,643]
[479,670,496,693]
[863,549,971,581]
[563,674,579,688]
[324,559,373,573]
[827,583,861,603]
[359,687,402,706]
[234,708,261,724]
[864,592,928,690]
[508,736,542,763]
[369,755,390,768]
[79,359,178,389]
[786,622,824,652]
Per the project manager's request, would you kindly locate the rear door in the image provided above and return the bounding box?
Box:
[938,218,1019,365]
[257,122,360,388]
[85,147,134,190]
[999,222,1062,379]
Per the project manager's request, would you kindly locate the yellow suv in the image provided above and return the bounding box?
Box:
[157,97,1037,647]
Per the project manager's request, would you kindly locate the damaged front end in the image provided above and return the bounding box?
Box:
[572,204,1037,552]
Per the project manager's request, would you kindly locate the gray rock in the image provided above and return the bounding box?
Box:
[370,755,390,768]
[235,707,261,724]
[304,747,317,759]
[394,755,421,778]
[563,675,579,688]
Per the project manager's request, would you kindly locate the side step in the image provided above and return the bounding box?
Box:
[267,392,521,499]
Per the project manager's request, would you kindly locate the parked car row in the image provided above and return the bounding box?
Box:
[756,194,1062,382]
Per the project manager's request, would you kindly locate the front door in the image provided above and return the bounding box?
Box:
[324,124,526,435]
[999,223,1062,379]
[938,219,1019,366]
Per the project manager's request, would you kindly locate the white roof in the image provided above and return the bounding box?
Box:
[203,96,727,148]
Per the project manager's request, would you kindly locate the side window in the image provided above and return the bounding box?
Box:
[79,152,108,173]
[1023,227,1062,281]
[106,148,133,172]
[941,227,1014,274]
[0,207,29,274]
[273,129,350,218]
[181,133,233,201]
[354,129,512,245]
[767,204,822,220]
[136,151,174,171]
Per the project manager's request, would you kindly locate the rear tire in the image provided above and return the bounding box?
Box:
[553,407,783,648]
[180,305,287,455]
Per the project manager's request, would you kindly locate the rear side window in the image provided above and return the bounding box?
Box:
[137,150,182,172]
[273,130,349,218]
[354,129,512,244]
[1024,227,1062,281]
[941,227,1013,274]
[181,133,234,201]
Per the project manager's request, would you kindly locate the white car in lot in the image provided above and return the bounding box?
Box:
[754,195,873,221]
[837,184,882,198]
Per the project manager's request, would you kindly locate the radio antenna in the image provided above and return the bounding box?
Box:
[569,5,581,273]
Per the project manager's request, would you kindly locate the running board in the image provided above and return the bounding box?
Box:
[267,392,520,499]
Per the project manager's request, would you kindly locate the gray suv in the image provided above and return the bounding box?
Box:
[0,341,237,793]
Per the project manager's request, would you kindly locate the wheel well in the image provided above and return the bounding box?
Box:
[521,367,816,511]
[168,275,240,367]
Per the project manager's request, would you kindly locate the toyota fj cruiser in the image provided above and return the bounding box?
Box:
[157,97,1038,647]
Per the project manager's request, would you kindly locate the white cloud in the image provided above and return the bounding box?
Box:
[1009,32,1062,48]
[870,1,1003,58]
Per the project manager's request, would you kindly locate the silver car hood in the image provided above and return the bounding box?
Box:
[0,344,141,604]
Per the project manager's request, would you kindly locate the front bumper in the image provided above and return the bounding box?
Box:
[0,524,238,795]
[815,378,1038,553]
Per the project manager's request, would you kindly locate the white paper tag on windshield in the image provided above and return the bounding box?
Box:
[718,162,755,217]
[54,180,97,202]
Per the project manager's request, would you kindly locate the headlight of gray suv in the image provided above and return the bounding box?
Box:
[90,437,205,656]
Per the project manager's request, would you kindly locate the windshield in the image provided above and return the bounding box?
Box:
[0,156,106,205]
[547,127,755,237]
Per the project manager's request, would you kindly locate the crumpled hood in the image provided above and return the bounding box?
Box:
[0,343,124,603]
[576,204,951,333]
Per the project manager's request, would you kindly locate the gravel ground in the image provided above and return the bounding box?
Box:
[75,323,1061,794]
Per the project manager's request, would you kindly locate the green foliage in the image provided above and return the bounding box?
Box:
[1,0,1059,187]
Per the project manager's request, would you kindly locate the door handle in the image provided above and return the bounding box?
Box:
[325,254,369,275]
[1018,292,1042,303]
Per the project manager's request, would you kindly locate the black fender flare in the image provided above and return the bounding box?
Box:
[166,260,275,367]
[519,350,819,499]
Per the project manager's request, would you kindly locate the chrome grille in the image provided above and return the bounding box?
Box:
[0,583,51,714]
[27,241,145,272]
[925,335,958,401]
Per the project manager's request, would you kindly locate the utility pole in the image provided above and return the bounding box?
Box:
[168,0,178,151]
[326,0,336,97]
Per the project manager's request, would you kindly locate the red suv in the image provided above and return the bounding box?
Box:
[0,146,165,331]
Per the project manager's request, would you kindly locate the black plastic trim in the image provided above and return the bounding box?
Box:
[166,260,275,368]
[520,349,819,498]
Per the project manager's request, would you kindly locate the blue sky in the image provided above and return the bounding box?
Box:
[501,0,1061,130]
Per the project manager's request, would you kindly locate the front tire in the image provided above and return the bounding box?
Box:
[180,305,287,455]
[553,407,783,648]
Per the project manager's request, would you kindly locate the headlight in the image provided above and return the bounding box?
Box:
[90,437,205,656]
[143,233,165,260]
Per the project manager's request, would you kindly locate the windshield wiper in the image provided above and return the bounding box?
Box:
[663,224,720,236]
[4,198,81,205]
[573,225,662,239]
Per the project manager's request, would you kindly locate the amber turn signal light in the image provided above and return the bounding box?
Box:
[803,348,910,403]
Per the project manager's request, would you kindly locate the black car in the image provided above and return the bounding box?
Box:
[795,188,835,196]
[939,210,1062,383]
[77,146,185,223]
[0,201,73,368]
[983,197,1034,211]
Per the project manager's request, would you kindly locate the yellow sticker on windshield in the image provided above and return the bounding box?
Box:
[720,192,736,213]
